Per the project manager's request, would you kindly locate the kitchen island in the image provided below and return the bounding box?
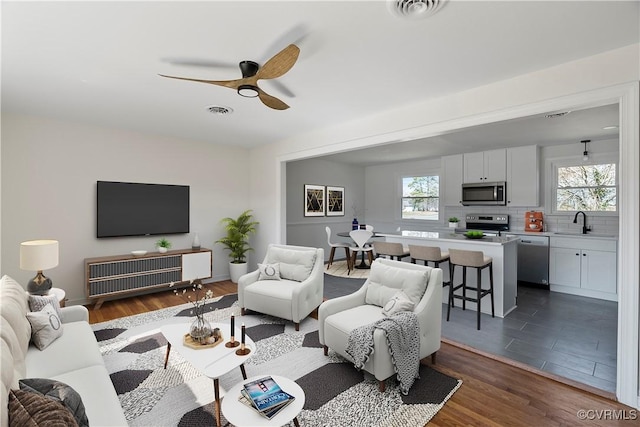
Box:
[379,231,518,317]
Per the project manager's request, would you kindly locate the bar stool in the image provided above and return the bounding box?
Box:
[446,248,494,330]
[372,241,410,261]
[408,244,452,305]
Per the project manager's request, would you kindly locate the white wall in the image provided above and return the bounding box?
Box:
[285,158,365,257]
[1,113,250,304]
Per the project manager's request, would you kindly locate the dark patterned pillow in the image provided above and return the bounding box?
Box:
[8,388,79,427]
[19,378,88,427]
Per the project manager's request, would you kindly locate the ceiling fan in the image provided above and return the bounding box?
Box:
[159,44,300,110]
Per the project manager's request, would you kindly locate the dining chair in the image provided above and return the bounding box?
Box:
[325,226,352,271]
[349,229,375,270]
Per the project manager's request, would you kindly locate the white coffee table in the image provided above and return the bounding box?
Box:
[222,374,305,427]
[161,322,255,427]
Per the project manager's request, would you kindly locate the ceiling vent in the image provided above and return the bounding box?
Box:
[387,0,446,19]
[545,111,571,119]
[205,105,233,116]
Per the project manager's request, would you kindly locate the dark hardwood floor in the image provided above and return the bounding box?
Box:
[87,280,635,426]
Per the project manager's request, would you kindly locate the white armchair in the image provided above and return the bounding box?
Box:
[238,244,324,331]
[318,258,442,391]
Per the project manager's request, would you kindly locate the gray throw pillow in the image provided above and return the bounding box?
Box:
[28,293,62,319]
[382,290,415,317]
[258,263,281,281]
[19,378,89,427]
[26,303,63,350]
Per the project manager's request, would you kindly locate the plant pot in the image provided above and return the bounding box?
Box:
[449,222,458,228]
[158,247,168,253]
[229,262,248,283]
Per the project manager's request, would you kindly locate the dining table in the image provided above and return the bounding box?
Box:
[336,231,383,269]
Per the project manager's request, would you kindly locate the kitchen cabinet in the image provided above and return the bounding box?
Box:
[549,237,617,301]
[463,148,506,183]
[441,154,463,206]
[506,145,539,207]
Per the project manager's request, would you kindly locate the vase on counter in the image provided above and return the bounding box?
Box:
[352,218,359,230]
[192,233,201,250]
[190,315,212,343]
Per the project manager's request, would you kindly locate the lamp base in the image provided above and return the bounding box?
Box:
[27,271,52,295]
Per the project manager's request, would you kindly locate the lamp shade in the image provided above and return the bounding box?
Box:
[20,240,59,271]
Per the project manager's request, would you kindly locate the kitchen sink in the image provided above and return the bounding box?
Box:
[553,232,616,238]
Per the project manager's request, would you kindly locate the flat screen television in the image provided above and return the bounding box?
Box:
[97,181,189,238]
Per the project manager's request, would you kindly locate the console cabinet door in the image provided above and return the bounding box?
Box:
[549,247,581,288]
[182,251,213,281]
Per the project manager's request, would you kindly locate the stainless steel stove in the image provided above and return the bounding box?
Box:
[457,213,510,234]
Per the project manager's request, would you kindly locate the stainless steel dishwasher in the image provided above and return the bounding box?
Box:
[514,235,550,286]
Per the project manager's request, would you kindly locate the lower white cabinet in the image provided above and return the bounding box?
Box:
[549,237,617,301]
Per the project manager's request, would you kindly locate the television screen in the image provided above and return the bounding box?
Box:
[97,181,189,238]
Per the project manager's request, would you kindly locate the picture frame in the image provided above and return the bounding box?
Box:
[304,184,325,217]
[326,186,345,216]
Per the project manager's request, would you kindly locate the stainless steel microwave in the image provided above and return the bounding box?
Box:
[461,182,506,206]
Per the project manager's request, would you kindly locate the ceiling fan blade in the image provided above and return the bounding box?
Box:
[260,24,309,63]
[256,44,300,80]
[266,79,296,98]
[257,88,290,110]
[158,74,243,90]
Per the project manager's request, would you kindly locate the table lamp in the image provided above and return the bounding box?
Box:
[20,240,59,295]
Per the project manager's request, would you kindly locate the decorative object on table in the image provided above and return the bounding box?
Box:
[182,328,223,349]
[240,376,296,418]
[156,237,172,253]
[304,184,325,217]
[169,278,214,343]
[226,314,240,348]
[236,323,251,355]
[216,210,259,283]
[191,233,201,250]
[448,217,460,228]
[464,230,485,239]
[131,250,147,257]
[20,240,59,295]
[352,218,359,230]
[325,186,345,216]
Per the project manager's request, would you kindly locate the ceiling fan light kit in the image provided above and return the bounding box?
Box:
[159,44,300,110]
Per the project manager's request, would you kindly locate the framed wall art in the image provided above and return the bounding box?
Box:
[326,186,345,216]
[304,184,325,216]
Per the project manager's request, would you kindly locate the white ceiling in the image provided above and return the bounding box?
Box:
[2,1,638,163]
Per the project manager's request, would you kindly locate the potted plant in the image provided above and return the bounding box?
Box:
[448,217,460,228]
[156,237,172,253]
[216,210,259,283]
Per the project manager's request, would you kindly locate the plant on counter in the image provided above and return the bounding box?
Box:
[448,217,459,223]
[448,217,460,228]
[156,237,172,252]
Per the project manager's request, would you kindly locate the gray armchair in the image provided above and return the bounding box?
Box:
[238,244,324,331]
[318,258,442,391]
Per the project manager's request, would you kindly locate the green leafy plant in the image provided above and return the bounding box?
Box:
[156,237,172,249]
[216,210,259,264]
[448,217,459,223]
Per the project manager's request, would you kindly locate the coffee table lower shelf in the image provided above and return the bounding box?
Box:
[222,375,305,427]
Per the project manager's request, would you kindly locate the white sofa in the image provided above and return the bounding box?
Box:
[1,275,126,427]
[318,258,442,391]
[238,244,324,331]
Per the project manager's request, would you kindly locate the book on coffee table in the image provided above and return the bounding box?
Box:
[241,376,295,418]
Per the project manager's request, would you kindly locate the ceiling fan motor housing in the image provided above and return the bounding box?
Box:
[239,60,259,78]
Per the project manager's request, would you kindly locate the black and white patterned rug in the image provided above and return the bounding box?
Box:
[92,295,461,426]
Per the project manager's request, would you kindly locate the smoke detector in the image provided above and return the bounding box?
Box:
[387,0,446,19]
[205,105,233,116]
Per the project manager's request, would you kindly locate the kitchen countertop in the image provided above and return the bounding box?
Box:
[377,230,519,246]
[504,230,618,240]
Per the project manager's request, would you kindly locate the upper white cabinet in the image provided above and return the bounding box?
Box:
[442,154,463,206]
[549,236,617,301]
[463,149,506,183]
[506,145,539,207]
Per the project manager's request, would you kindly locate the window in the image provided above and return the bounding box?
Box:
[401,175,439,220]
[555,162,617,212]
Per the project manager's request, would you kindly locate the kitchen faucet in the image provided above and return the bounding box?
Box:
[573,211,588,234]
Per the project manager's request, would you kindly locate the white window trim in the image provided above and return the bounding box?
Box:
[545,152,618,217]
[397,168,442,223]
